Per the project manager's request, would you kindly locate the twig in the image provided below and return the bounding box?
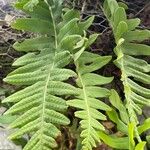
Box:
[0,8,6,15]
[81,0,86,19]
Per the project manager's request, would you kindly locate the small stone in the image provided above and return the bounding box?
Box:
[0,128,22,150]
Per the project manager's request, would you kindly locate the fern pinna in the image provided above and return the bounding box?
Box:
[103,0,150,146]
[2,0,94,150]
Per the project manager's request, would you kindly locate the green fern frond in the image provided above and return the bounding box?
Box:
[103,0,150,144]
[67,49,113,149]
[2,1,94,149]
[4,52,75,150]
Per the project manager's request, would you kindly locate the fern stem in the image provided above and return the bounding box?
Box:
[122,73,142,143]
[135,127,142,143]
[39,0,58,147]
[75,61,91,144]
[44,0,58,49]
[41,63,54,138]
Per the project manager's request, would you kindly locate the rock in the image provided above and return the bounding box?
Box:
[0,106,22,149]
[0,0,23,20]
[0,106,6,115]
[0,128,22,150]
[0,107,22,149]
[0,0,15,6]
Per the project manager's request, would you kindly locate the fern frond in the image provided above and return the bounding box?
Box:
[103,0,150,143]
[67,49,113,149]
[2,1,94,149]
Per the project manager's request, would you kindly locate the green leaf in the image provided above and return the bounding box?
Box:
[103,0,111,20]
[115,21,128,41]
[11,18,54,35]
[107,0,119,15]
[77,73,113,86]
[118,2,128,9]
[74,47,86,61]
[127,79,150,98]
[0,115,17,124]
[79,16,95,31]
[79,54,112,74]
[146,135,150,146]
[109,89,129,124]
[98,131,129,149]
[27,2,52,21]
[123,30,150,42]
[128,123,135,150]
[126,18,141,31]
[63,9,80,21]
[58,18,79,41]
[107,109,128,134]
[122,43,150,56]
[13,37,53,52]
[24,0,39,11]
[138,118,150,134]
[59,35,82,51]
[113,7,126,29]
[135,142,146,150]
[85,34,99,48]
[123,55,150,73]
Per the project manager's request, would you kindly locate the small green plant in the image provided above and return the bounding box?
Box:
[1,0,150,150]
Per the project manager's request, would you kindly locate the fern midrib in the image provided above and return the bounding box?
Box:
[49,4,58,48]
[41,63,54,129]
[44,0,58,49]
[111,2,142,139]
[40,0,58,147]
[76,62,91,144]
